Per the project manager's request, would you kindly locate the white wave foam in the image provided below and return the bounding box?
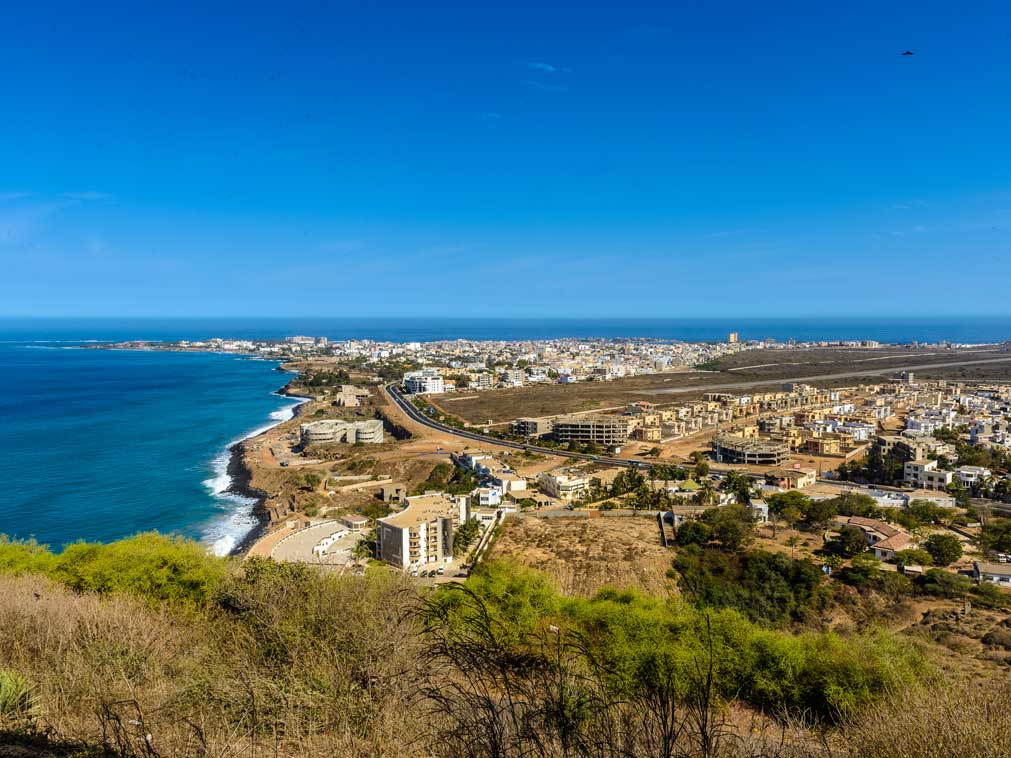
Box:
[203,491,259,557]
[202,449,233,495]
[200,394,309,554]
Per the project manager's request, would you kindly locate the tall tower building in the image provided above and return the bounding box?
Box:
[728,331,739,344]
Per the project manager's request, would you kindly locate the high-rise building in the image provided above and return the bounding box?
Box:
[728,332,739,344]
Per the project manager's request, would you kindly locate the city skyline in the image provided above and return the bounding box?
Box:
[2,1,1010,317]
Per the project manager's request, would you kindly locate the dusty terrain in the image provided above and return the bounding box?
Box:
[488,512,676,596]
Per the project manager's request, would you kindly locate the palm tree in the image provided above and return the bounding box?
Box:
[694,480,719,507]
[786,535,801,558]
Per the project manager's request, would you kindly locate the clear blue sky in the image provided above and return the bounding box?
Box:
[2,1,1009,318]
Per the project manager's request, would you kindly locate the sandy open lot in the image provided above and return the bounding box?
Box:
[487,512,676,596]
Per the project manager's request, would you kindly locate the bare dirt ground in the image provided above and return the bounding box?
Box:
[487,513,676,596]
[430,347,1010,424]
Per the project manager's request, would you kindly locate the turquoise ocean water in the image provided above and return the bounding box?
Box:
[1,316,1009,552]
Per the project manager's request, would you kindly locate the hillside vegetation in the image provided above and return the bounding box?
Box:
[0,534,1007,757]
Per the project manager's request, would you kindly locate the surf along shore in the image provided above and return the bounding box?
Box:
[224,368,311,556]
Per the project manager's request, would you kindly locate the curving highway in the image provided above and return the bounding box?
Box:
[385,383,649,469]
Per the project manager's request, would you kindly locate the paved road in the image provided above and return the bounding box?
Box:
[647,355,1011,395]
[385,384,650,469]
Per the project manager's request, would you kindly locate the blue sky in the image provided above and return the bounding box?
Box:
[1,1,1009,317]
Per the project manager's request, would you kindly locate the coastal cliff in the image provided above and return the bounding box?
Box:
[227,376,310,556]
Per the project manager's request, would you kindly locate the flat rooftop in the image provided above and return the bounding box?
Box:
[713,435,789,453]
[380,493,459,529]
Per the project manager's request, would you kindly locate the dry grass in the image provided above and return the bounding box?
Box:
[840,675,1011,757]
[488,514,676,596]
[1,553,1009,757]
[0,571,430,757]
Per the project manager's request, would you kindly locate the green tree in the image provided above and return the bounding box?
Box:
[781,505,803,531]
[802,498,838,531]
[674,520,711,547]
[980,518,1011,553]
[922,568,972,598]
[701,504,754,551]
[825,525,868,558]
[894,548,933,567]
[767,490,813,516]
[353,529,377,559]
[825,492,881,519]
[906,499,945,525]
[767,490,812,535]
[721,471,754,505]
[843,553,882,588]
[453,518,481,556]
[694,480,720,507]
[786,535,801,558]
[922,533,963,566]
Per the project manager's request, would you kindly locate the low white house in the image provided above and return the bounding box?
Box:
[974,561,1011,586]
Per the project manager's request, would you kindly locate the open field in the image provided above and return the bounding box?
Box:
[487,512,675,596]
[431,346,1011,424]
[702,346,1004,378]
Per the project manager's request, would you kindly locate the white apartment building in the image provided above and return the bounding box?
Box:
[840,421,877,442]
[955,465,991,488]
[536,471,590,501]
[490,472,527,494]
[376,493,466,570]
[471,487,502,508]
[404,369,445,394]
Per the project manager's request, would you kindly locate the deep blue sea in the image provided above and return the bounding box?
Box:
[0,339,302,554]
[1,316,1009,552]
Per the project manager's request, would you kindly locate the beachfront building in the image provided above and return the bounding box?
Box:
[551,415,633,447]
[299,418,384,446]
[403,369,445,394]
[375,492,466,571]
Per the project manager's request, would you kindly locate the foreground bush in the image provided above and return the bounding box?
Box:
[0,538,957,757]
[432,561,927,721]
[0,532,231,606]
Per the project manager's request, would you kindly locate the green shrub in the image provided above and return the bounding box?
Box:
[446,561,924,720]
[921,569,972,599]
[0,670,35,719]
[922,534,963,567]
[0,533,230,607]
[672,547,831,626]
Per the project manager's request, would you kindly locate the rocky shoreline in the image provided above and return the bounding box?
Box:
[226,377,312,556]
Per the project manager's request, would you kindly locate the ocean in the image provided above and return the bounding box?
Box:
[0,340,303,554]
[3,315,1011,344]
[1,316,1009,552]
